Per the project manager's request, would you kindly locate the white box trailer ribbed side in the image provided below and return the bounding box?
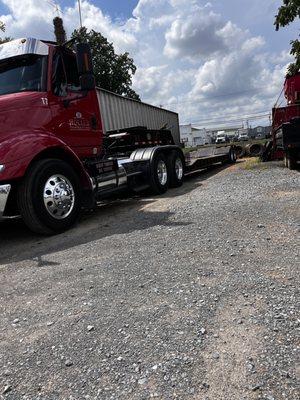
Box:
[96,88,180,145]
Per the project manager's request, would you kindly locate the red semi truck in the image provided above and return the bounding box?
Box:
[0,38,236,234]
[264,74,300,169]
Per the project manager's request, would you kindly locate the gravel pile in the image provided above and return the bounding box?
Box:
[0,160,299,399]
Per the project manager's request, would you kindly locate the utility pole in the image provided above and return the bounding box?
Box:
[78,0,83,28]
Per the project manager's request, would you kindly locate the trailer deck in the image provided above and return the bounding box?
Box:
[184,145,233,174]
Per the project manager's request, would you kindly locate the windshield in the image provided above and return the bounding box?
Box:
[0,54,47,96]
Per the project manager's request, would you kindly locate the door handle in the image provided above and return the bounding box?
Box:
[90,115,98,130]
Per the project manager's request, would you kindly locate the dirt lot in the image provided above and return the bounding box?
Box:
[0,160,299,400]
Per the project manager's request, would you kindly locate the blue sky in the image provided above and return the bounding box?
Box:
[58,0,139,20]
[0,0,297,127]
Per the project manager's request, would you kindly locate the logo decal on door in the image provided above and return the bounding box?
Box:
[68,112,90,130]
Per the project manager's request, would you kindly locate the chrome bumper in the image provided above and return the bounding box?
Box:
[0,184,11,218]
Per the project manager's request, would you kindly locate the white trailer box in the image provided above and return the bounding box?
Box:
[97,88,180,145]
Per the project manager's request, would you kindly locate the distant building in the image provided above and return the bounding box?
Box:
[180,124,272,146]
[249,126,272,139]
[180,124,212,147]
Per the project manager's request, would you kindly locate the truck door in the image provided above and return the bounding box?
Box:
[49,49,102,158]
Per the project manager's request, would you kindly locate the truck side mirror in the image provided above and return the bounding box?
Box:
[75,43,95,91]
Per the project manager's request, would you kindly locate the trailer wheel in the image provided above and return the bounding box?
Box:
[167,150,185,188]
[18,159,82,234]
[149,152,169,194]
[285,152,297,170]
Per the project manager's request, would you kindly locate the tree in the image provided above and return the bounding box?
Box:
[71,27,140,100]
[275,0,300,76]
[0,22,12,44]
[53,17,66,45]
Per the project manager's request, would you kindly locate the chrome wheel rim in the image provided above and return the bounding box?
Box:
[157,160,168,186]
[175,158,183,180]
[43,175,75,220]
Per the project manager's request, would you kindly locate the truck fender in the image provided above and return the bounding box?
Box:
[129,145,185,187]
[0,131,93,192]
[29,145,93,192]
[130,145,183,163]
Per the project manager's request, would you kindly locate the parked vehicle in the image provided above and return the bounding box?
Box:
[0,38,236,234]
[263,74,300,169]
[238,133,249,141]
[215,131,228,144]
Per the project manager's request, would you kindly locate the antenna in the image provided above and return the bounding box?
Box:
[54,2,60,16]
[46,0,61,17]
[78,0,83,28]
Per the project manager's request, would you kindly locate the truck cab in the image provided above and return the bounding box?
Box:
[215,131,228,144]
[0,38,102,161]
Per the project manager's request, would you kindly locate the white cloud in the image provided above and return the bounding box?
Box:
[133,65,195,106]
[216,21,247,49]
[164,8,225,59]
[241,36,265,52]
[1,0,54,39]
[0,0,292,126]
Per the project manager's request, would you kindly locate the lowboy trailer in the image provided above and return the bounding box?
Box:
[0,38,236,234]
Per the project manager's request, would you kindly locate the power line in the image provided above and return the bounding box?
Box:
[191,114,270,125]
[195,115,270,125]
[161,87,285,113]
[188,110,270,122]
[162,88,260,108]
[189,113,270,127]
[186,109,270,124]
[186,110,270,124]
[274,84,284,108]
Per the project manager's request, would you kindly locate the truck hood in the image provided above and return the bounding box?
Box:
[0,91,45,112]
[0,92,53,163]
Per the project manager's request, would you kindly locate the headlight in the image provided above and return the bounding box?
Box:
[0,165,5,173]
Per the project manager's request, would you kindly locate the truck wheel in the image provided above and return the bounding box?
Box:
[167,150,185,188]
[149,152,169,194]
[18,159,82,234]
[286,152,297,170]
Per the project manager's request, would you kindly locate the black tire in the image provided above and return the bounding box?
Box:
[149,152,169,195]
[18,159,82,234]
[286,152,297,170]
[167,150,185,188]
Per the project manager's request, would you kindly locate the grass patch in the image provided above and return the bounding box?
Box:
[241,157,263,170]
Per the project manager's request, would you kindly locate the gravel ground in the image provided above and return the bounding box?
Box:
[0,160,299,400]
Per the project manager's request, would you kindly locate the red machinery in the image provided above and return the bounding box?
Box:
[265,75,300,168]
